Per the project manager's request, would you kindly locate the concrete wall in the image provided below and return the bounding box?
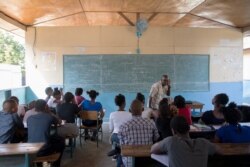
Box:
[25,26,243,121]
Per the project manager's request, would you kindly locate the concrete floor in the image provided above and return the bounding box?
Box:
[61,123,116,167]
[0,123,116,167]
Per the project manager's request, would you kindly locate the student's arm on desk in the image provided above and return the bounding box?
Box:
[151,138,168,154]
[151,139,169,167]
[151,142,164,154]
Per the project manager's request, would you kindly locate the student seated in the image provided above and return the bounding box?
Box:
[174,95,192,125]
[109,94,132,166]
[136,92,153,119]
[74,87,85,106]
[214,102,250,143]
[23,100,37,126]
[56,92,80,123]
[45,87,53,103]
[155,98,174,140]
[118,100,159,167]
[109,94,132,148]
[81,90,104,141]
[27,99,65,167]
[9,96,26,118]
[47,89,62,109]
[200,93,229,125]
[0,99,25,144]
[151,116,219,167]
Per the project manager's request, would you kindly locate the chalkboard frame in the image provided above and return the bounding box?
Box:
[63,54,210,93]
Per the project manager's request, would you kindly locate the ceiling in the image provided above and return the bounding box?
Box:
[0,0,250,35]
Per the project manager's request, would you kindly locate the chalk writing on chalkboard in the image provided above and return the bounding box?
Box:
[63,54,209,93]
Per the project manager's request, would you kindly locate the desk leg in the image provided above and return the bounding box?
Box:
[24,154,30,167]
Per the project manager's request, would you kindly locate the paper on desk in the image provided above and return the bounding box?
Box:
[151,154,169,167]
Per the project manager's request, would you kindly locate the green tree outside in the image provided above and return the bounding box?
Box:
[0,31,25,71]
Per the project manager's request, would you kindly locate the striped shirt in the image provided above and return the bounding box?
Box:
[118,116,159,167]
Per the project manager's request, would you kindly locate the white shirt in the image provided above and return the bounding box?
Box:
[47,97,61,108]
[17,105,26,117]
[149,81,169,109]
[23,108,38,126]
[109,111,132,133]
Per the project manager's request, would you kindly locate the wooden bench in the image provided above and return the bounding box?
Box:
[33,153,60,166]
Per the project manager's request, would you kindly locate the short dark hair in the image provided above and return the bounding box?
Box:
[170,116,190,134]
[3,99,17,112]
[53,89,61,97]
[162,74,168,78]
[87,90,99,99]
[64,92,74,103]
[159,98,168,106]
[215,93,229,106]
[115,94,125,107]
[75,88,83,96]
[221,102,241,124]
[9,96,19,104]
[35,99,47,112]
[174,95,186,108]
[136,93,145,104]
[45,87,53,95]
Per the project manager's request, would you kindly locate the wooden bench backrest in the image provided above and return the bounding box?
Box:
[79,111,98,121]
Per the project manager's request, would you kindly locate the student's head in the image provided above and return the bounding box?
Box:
[212,93,229,109]
[75,88,83,96]
[35,99,47,112]
[115,94,126,108]
[2,99,18,113]
[221,102,241,125]
[64,92,74,103]
[159,100,171,118]
[159,98,168,106]
[136,92,145,105]
[161,74,169,86]
[45,87,53,96]
[9,96,19,104]
[174,95,186,108]
[170,116,190,135]
[53,89,61,100]
[130,100,143,116]
[28,100,36,110]
[87,90,99,100]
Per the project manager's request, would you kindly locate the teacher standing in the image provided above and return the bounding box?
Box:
[148,74,171,110]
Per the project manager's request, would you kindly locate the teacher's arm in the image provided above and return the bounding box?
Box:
[166,79,171,96]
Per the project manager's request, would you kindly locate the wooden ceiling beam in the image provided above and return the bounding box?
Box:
[0,12,26,31]
[136,13,140,22]
[118,12,134,26]
[147,13,158,23]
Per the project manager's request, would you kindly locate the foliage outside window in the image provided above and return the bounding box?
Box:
[0,31,25,71]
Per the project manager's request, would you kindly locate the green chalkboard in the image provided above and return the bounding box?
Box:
[63,54,209,92]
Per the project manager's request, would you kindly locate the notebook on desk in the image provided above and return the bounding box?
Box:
[193,123,213,131]
[151,154,169,167]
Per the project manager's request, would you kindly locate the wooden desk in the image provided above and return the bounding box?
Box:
[121,143,250,158]
[0,143,44,167]
[215,143,250,155]
[186,101,204,112]
[121,145,151,157]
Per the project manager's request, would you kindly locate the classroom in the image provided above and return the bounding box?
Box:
[0,0,250,167]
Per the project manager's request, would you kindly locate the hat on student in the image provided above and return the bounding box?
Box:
[87,90,99,97]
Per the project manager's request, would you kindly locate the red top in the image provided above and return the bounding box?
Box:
[75,96,85,105]
[178,107,192,125]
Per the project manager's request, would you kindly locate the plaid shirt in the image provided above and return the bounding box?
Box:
[118,116,159,167]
